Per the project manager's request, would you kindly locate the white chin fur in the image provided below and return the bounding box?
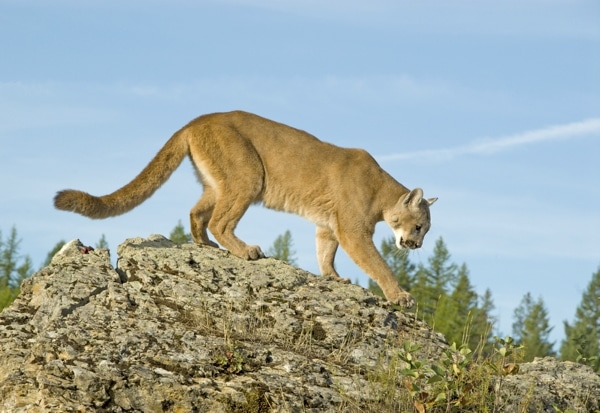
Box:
[393,230,405,250]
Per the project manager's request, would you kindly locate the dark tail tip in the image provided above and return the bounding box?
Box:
[54,189,105,218]
[54,190,80,212]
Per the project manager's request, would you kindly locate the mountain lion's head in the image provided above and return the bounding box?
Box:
[386,188,437,250]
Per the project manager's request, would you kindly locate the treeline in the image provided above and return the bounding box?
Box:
[1,225,599,372]
[372,235,599,371]
[369,236,496,353]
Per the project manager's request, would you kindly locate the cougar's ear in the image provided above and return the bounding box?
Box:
[427,197,438,206]
[403,188,424,207]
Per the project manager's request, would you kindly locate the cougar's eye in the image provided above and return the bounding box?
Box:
[415,225,422,233]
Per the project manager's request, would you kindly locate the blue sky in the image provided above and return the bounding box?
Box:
[1,0,599,348]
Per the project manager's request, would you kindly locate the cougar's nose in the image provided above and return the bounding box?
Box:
[409,240,422,249]
[401,238,417,249]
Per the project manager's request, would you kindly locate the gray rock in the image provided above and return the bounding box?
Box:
[501,357,600,412]
[0,235,597,412]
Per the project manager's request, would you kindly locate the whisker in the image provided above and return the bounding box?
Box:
[414,249,421,261]
[393,248,409,259]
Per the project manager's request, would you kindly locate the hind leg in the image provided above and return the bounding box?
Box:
[208,194,265,260]
[316,225,340,278]
[188,124,265,259]
[190,187,219,247]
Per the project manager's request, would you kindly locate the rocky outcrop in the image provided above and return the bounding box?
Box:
[502,357,600,413]
[0,235,598,412]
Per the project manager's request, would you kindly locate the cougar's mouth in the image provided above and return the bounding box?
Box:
[400,238,421,249]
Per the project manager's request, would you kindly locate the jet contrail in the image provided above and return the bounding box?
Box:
[379,118,600,162]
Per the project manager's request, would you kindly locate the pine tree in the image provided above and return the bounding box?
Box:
[411,237,458,320]
[512,292,556,362]
[436,264,479,348]
[96,234,109,249]
[368,236,415,298]
[471,288,496,354]
[0,226,34,311]
[560,267,600,372]
[267,230,297,265]
[169,220,193,243]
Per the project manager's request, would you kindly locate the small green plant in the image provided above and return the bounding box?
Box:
[430,343,474,410]
[487,336,523,376]
[576,348,599,366]
[212,344,253,375]
[397,342,438,413]
[395,336,525,412]
[398,342,474,412]
[487,336,524,412]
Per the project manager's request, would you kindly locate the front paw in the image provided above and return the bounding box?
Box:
[386,290,416,308]
[245,245,265,260]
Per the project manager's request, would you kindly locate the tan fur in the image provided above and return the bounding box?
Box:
[54,111,436,307]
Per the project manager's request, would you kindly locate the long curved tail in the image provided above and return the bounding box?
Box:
[54,130,189,219]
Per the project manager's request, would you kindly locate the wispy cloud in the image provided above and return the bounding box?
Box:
[379,118,600,162]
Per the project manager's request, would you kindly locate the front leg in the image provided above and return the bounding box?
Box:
[337,231,415,308]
